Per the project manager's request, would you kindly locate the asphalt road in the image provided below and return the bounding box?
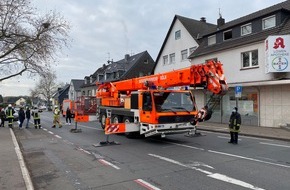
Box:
[14,111,290,190]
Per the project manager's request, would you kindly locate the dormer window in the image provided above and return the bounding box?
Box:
[208,35,216,46]
[223,30,232,41]
[262,15,276,30]
[241,23,252,36]
[175,30,181,40]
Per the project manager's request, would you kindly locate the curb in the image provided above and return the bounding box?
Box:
[198,128,290,142]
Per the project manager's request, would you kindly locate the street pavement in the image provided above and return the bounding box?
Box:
[1,122,290,190]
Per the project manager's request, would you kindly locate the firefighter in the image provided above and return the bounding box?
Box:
[228,107,241,144]
[6,104,15,128]
[32,109,41,129]
[52,105,62,128]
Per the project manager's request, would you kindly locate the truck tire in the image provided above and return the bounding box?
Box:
[100,113,106,129]
[112,115,121,123]
[123,117,140,139]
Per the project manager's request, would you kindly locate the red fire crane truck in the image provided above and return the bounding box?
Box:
[96,60,228,138]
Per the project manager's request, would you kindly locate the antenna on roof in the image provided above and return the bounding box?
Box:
[219,8,222,18]
[107,52,112,64]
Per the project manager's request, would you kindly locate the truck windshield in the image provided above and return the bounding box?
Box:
[153,91,196,113]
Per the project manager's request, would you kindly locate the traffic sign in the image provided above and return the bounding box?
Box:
[235,86,242,98]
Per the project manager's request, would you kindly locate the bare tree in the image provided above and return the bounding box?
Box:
[0,0,70,82]
[30,69,60,109]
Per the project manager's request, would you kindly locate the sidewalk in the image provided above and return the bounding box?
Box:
[0,127,27,190]
[198,122,290,142]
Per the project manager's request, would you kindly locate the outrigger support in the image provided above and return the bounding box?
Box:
[93,135,120,147]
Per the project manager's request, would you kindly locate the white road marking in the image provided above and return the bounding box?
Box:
[77,147,91,155]
[208,173,265,190]
[134,179,161,190]
[55,135,62,139]
[208,150,290,168]
[159,137,289,169]
[48,131,54,135]
[42,128,47,131]
[149,153,264,190]
[260,142,290,148]
[98,159,120,170]
[10,128,34,190]
[63,139,74,145]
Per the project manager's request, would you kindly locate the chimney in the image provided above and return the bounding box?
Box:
[125,54,130,62]
[200,17,206,23]
[217,16,225,28]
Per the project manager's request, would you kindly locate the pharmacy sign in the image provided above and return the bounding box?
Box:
[265,35,290,73]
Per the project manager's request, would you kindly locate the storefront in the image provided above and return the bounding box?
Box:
[205,82,290,128]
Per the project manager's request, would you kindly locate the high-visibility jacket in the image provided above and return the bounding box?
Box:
[54,108,60,115]
[33,112,40,119]
[6,108,15,119]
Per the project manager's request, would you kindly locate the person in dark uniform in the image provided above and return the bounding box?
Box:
[0,108,6,127]
[65,107,72,125]
[25,107,31,128]
[228,107,241,144]
[18,106,25,129]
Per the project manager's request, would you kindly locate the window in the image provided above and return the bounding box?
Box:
[223,30,232,40]
[263,15,276,30]
[189,46,197,54]
[241,50,258,68]
[241,23,252,36]
[169,53,175,64]
[181,49,188,61]
[208,35,216,45]
[175,30,181,40]
[163,55,168,65]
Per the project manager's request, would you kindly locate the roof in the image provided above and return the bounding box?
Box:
[71,79,84,91]
[189,0,290,58]
[102,51,155,82]
[205,0,290,35]
[155,14,216,63]
[58,84,69,97]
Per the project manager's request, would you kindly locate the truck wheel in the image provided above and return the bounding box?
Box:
[123,116,133,123]
[123,117,139,139]
[112,115,121,123]
[100,113,106,129]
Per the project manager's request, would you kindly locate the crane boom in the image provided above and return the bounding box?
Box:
[97,60,227,107]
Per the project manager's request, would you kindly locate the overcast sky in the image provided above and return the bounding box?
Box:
[0,0,286,96]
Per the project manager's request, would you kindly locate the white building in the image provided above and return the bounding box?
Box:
[189,1,290,127]
[154,1,290,127]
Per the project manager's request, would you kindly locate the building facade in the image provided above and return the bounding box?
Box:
[189,1,290,127]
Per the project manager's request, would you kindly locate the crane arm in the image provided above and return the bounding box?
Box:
[97,60,228,98]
